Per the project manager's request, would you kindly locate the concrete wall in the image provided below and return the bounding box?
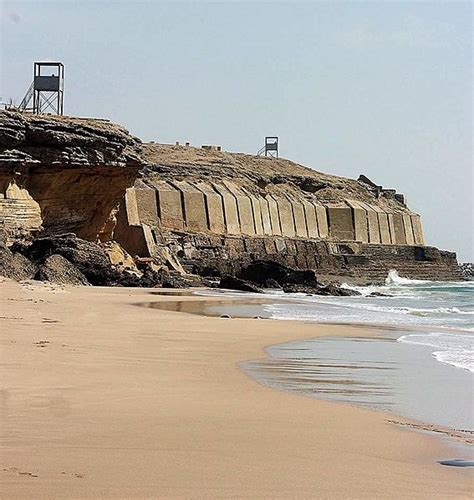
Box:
[123,181,426,251]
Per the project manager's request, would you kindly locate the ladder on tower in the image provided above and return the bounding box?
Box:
[18,81,34,111]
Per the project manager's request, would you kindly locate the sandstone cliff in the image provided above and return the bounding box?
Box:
[0,111,143,242]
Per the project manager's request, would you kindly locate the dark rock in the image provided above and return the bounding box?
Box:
[219,275,263,293]
[459,263,473,279]
[238,260,317,288]
[0,240,37,281]
[368,291,393,297]
[314,284,361,296]
[17,233,116,286]
[35,254,90,286]
[263,278,281,289]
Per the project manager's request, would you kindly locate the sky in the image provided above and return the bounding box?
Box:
[1,0,472,261]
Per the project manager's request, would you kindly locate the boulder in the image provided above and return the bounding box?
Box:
[219,276,263,293]
[0,239,37,281]
[18,233,116,285]
[35,254,90,286]
[238,260,318,288]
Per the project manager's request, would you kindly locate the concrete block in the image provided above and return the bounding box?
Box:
[249,195,264,235]
[346,200,368,243]
[377,212,391,244]
[275,196,296,237]
[196,182,225,234]
[387,213,396,244]
[267,196,282,236]
[275,238,286,253]
[314,204,328,238]
[259,197,273,235]
[403,214,415,245]
[142,224,157,255]
[327,206,354,240]
[134,188,158,227]
[411,215,425,245]
[151,180,184,230]
[172,180,208,232]
[124,188,140,226]
[392,213,407,244]
[358,202,381,244]
[212,183,240,235]
[289,199,308,238]
[302,200,318,238]
[223,181,255,236]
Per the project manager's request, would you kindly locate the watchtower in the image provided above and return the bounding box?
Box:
[19,62,64,115]
[264,137,279,158]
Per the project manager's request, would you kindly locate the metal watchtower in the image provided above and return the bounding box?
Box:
[19,62,64,115]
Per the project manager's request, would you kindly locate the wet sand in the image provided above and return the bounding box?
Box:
[0,281,472,498]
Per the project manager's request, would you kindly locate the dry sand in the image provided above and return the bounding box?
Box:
[0,281,472,499]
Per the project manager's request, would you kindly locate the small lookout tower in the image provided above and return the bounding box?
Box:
[257,136,279,158]
[19,62,64,115]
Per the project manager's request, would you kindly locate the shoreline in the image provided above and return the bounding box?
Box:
[1,281,472,498]
[142,289,474,447]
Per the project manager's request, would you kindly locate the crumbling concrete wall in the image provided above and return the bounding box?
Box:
[116,178,426,258]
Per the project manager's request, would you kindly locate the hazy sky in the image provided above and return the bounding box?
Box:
[1,1,472,260]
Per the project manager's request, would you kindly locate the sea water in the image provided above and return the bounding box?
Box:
[260,270,474,373]
[208,271,473,435]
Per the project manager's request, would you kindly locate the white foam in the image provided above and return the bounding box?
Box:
[385,269,429,286]
[398,332,474,373]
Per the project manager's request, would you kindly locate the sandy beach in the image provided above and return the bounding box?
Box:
[0,280,472,499]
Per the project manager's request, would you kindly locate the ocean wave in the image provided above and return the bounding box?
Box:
[398,333,474,373]
[385,269,429,286]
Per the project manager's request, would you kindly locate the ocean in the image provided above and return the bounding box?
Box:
[208,271,474,436]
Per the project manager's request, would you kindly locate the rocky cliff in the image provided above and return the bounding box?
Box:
[0,111,143,242]
[0,111,463,285]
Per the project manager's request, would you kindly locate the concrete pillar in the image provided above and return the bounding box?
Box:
[124,188,140,226]
[195,182,226,234]
[327,205,355,240]
[149,180,184,231]
[223,181,256,236]
[172,180,208,232]
[302,200,318,238]
[392,212,407,244]
[358,202,381,244]
[267,196,282,236]
[346,200,369,243]
[259,197,273,235]
[212,183,240,235]
[411,214,425,245]
[134,188,158,227]
[275,196,296,237]
[314,203,329,238]
[245,191,264,235]
[403,214,415,245]
[288,197,308,238]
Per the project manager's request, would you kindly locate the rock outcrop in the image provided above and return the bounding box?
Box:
[0,111,464,287]
[0,110,143,242]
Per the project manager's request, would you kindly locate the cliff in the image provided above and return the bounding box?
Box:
[0,111,462,285]
[0,110,143,242]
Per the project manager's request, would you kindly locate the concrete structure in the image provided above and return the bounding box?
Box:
[327,206,354,241]
[195,182,226,234]
[392,213,407,244]
[403,214,415,246]
[302,200,318,239]
[117,178,428,253]
[267,196,282,236]
[213,183,240,235]
[223,181,255,236]
[150,180,184,230]
[411,215,425,245]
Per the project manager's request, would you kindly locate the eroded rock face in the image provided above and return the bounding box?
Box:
[0,110,144,241]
